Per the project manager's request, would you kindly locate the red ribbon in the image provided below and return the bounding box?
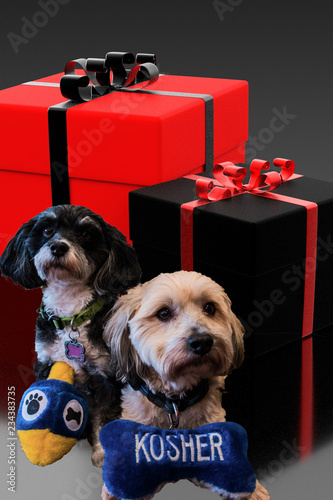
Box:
[181,158,318,338]
[300,336,313,459]
[193,157,296,200]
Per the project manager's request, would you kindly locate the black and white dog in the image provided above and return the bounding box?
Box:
[0,205,141,466]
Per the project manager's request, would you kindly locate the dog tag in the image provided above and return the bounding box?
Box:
[65,340,85,362]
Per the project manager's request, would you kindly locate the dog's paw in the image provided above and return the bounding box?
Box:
[91,444,105,468]
[249,480,270,500]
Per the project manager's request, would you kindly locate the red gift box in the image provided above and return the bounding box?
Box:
[0,52,248,254]
[0,52,248,399]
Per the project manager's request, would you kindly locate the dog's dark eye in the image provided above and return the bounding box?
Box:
[43,227,54,237]
[76,228,93,242]
[79,230,90,239]
[157,308,172,322]
[204,302,216,316]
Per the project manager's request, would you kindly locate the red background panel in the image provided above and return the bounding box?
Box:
[0,277,41,410]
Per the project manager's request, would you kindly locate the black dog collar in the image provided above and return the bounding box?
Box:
[130,376,210,429]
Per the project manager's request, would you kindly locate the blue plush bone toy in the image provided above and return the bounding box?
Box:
[17,361,88,466]
[100,419,257,499]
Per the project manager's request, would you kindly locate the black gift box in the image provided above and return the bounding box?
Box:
[129,166,333,356]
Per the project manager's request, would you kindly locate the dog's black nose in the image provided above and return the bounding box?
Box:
[49,241,69,258]
[187,334,213,356]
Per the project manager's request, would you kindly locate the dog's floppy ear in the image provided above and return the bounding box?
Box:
[0,217,44,289]
[93,222,141,296]
[104,285,148,382]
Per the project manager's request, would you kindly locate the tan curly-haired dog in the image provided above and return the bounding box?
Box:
[102,271,270,500]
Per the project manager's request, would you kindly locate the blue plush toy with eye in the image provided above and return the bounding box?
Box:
[17,361,88,466]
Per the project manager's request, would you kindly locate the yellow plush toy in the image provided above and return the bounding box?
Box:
[17,361,88,466]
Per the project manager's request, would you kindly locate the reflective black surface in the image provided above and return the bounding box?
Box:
[224,330,333,497]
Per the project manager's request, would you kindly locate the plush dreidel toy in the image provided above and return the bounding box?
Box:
[100,419,257,500]
[17,361,88,466]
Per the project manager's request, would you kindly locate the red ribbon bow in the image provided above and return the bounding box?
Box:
[196,158,295,201]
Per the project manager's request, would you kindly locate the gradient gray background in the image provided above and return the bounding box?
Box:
[1,0,332,499]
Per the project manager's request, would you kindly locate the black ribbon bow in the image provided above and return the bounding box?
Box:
[60,51,159,102]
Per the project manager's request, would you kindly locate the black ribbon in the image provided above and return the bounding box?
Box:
[60,51,159,102]
[49,51,158,205]
[49,50,213,206]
